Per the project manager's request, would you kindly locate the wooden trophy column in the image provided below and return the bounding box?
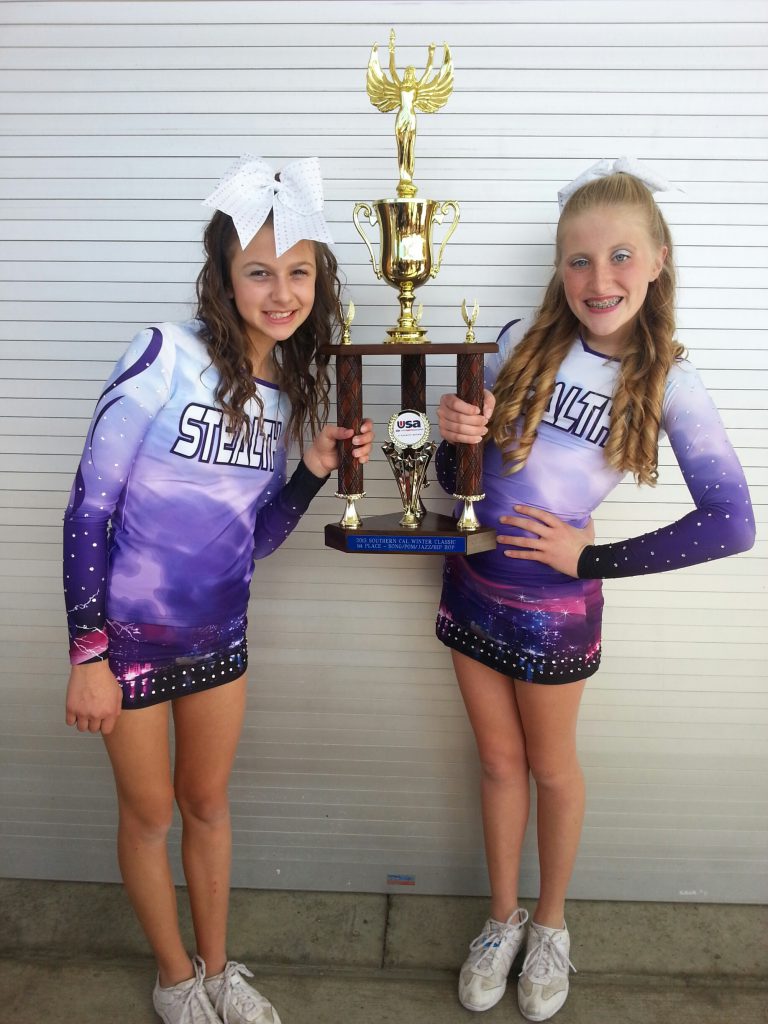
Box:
[323,340,498,555]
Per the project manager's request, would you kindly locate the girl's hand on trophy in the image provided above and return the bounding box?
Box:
[304,419,375,477]
[437,390,495,445]
[350,418,375,463]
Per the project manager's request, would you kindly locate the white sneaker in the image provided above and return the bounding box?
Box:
[153,956,221,1024]
[517,921,576,1022]
[458,908,529,1011]
[204,960,281,1024]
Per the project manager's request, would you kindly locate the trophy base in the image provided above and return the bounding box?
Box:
[325,511,497,555]
[384,324,428,345]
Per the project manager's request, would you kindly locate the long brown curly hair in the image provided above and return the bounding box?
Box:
[195,210,339,453]
[489,172,684,486]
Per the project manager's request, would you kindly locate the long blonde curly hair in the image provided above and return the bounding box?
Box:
[489,172,684,486]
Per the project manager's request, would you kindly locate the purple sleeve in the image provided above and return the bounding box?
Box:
[578,362,755,579]
[63,328,173,664]
[251,455,329,560]
[486,317,523,388]
[435,441,459,496]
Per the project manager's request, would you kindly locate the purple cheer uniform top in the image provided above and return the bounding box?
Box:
[435,318,755,684]
[64,320,327,707]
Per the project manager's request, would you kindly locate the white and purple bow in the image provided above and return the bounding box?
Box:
[202,156,334,256]
[557,157,683,212]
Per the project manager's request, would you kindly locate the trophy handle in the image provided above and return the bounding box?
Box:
[430,200,460,279]
[353,202,383,280]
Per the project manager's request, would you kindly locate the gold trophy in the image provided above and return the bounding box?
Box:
[382,409,436,529]
[353,30,459,344]
[323,31,497,556]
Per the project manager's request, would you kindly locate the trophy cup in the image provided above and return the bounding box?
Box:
[323,31,497,556]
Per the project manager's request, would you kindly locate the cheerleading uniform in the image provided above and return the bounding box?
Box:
[435,318,755,683]
[64,320,327,707]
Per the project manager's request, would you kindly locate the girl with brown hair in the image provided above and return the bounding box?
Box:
[63,157,373,1024]
[435,162,754,1021]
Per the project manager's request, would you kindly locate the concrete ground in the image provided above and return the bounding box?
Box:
[0,879,766,1024]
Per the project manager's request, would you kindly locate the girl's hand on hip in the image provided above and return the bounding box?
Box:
[437,389,495,445]
[498,505,595,578]
[303,418,375,477]
[65,661,123,735]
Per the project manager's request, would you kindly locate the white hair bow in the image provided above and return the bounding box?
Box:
[557,157,682,212]
[202,156,334,256]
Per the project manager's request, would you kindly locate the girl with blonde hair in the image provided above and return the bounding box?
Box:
[435,162,755,1022]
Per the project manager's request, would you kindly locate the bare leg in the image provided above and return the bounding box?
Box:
[103,703,193,986]
[453,651,530,921]
[172,675,247,976]
[514,679,586,929]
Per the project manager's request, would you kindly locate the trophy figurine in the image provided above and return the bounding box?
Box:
[367,29,453,200]
[322,32,498,556]
[461,298,479,344]
[340,299,355,346]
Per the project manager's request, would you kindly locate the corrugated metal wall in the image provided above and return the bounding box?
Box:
[0,0,766,902]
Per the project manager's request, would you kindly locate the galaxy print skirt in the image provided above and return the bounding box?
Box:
[436,556,603,685]
[107,613,248,709]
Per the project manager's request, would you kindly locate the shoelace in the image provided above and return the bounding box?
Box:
[170,961,215,1024]
[469,911,528,973]
[520,933,576,984]
[212,960,270,1024]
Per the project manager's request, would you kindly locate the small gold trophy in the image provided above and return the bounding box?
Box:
[461,299,480,344]
[323,31,498,556]
[382,409,436,529]
[339,300,355,346]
